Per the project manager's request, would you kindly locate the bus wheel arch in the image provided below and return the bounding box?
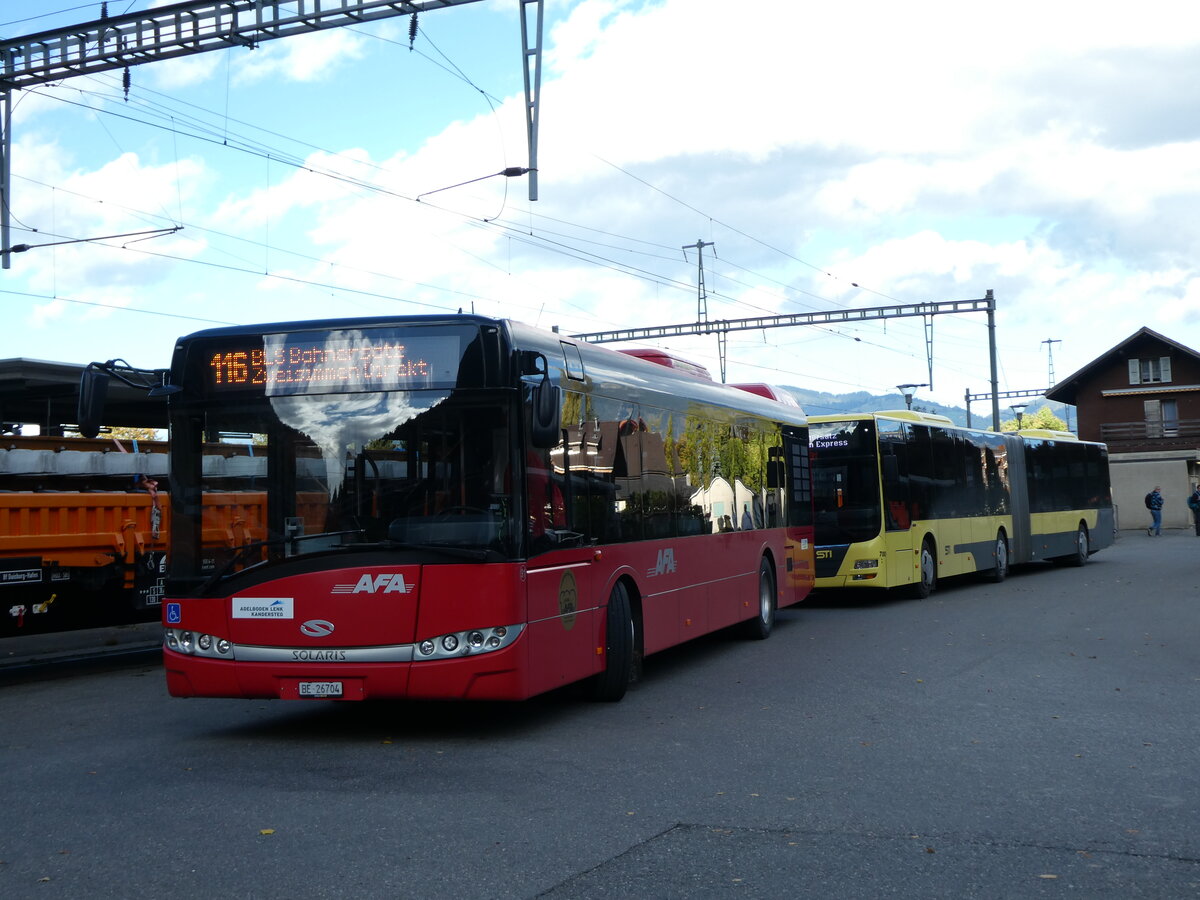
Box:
[739,552,777,640]
[589,576,642,702]
[907,535,937,599]
[624,577,645,681]
[984,529,1009,583]
[1068,522,1090,567]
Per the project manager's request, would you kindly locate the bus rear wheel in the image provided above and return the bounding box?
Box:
[907,539,936,599]
[739,556,776,640]
[1068,525,1089,567]
[589,581,635,702]
[984,532,1008,583]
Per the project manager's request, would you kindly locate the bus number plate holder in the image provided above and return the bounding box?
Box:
[299,681,343,698]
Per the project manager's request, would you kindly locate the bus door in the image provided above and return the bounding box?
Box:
[522,419,601,693]
[525,552,597,691]
[879,421,920,586]
[779,426,814,596]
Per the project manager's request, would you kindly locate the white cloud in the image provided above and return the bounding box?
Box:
[5,0,1200,409]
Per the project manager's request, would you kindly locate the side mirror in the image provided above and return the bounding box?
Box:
[523,352,561,449]
[77,366,110,439]
[531,374,561,449]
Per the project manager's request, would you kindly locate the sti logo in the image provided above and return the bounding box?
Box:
[331,573,415,595]
[646,548,677,578]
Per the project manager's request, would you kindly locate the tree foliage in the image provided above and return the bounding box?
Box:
[1002,406,1067,432]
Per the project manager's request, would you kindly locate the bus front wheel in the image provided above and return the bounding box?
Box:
[984,532,1008,583]
[739,556,777,640]
[907,539,936,599]
[589,581,635,702]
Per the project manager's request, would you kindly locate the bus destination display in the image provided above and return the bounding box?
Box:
[204,330,462,395]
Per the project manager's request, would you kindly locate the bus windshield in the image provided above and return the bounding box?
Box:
[169,388,515,586]
[809,419,882,544]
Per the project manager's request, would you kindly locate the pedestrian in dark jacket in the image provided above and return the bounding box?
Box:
[1187,484,1200,536]
[1147,486,1164,536]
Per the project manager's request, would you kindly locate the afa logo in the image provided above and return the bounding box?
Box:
[331,573,415,594]
[646,548,677,578]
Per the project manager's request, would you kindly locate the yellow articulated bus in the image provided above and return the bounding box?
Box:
[809,411,1114,597]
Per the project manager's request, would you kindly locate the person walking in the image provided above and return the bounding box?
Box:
[1187,484,1200,536]
[1146,485,1164,536]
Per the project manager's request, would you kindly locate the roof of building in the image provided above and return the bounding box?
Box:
[1044,327,1200,405]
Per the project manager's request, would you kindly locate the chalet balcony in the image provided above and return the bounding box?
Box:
[1099,419,1200,452]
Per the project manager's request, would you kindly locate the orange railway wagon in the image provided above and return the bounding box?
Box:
[0,436,320,635]
[0,439,167,634]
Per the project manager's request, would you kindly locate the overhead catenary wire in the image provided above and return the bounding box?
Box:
[25,62,888,328]
[25,68,905,333]
[3,14,997,395]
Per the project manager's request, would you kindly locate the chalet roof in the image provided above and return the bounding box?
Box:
[1044,327,1200,405]
[0,358,168,432]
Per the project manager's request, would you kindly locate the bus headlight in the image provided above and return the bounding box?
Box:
[414,625,524,660]
[853,558,879,569]
[164,628,236,659]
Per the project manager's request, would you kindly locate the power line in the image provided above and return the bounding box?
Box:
[26,73,913,342]
[2,287,235,325]
[3,22,998,393]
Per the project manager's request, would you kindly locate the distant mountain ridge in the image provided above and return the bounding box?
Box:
[779,387,1068,429]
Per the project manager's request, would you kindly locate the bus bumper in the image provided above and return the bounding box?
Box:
[163,644,531,701]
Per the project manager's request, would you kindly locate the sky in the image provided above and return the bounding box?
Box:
[3,0,1199,421]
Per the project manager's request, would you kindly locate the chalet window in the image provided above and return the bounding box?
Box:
[1144,398,1179,437]
[1128,356,1172,385]
[1163,399,1179,436]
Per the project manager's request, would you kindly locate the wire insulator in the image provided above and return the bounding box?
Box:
[122,66,131,101]
[408,13,419,49]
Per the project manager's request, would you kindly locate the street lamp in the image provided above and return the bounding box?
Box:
[896,383,928,411]
[1010,403,1028,429]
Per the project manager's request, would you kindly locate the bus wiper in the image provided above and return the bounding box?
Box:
[381,539,491,561]
[198,530,366,594]
[197,538,279,595]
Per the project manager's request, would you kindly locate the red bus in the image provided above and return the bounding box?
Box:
[88,315,815,701]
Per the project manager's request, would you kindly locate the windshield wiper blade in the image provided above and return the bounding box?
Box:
[197,530,368,594]
[383,540,491,561]
[196,538,281,595]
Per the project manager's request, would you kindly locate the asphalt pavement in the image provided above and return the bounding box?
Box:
[1,525,1198,899]
[0,620,162,671]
